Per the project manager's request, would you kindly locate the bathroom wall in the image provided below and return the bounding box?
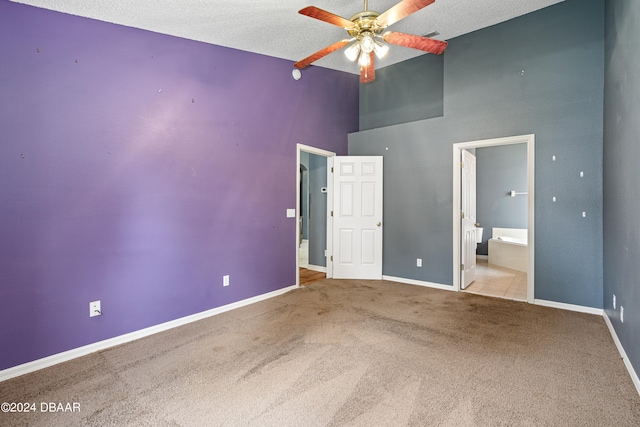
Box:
[476,144,528,255]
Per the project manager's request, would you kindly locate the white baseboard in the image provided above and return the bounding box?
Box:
[306,264,326,273]
[603,312,640,396]
[383,275,455,292]
[382,276,603,315]
[476,255,489,260]
[0,285,298,382]
[534,299,603,316]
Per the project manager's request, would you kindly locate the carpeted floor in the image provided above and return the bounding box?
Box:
[2,279,639,426]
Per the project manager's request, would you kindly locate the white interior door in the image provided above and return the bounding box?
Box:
[461,150,477,289]
[331,156,383,279]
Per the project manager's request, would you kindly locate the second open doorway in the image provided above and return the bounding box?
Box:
[452,134,535,303]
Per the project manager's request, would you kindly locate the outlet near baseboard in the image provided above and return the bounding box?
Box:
[90,301,101,317]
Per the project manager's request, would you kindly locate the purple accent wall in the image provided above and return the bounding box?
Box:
[0,1,359,370]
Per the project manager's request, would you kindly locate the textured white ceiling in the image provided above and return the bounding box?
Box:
[11,0,564,74]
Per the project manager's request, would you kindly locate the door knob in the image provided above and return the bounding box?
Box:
[377,222,382,227]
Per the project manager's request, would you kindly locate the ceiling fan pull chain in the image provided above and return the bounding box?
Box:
[364,0,368,11]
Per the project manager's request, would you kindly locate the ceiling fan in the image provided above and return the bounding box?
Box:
[294,0,447,83]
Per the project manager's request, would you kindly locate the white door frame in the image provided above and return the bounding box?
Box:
[296,143,336,287]
[452,134,535,303]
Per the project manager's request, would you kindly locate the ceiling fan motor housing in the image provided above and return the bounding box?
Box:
[347,11,384,39]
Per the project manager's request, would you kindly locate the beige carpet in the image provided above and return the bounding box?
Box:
[2,279,639,426]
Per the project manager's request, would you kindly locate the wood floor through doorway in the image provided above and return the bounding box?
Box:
[299,268,325,286]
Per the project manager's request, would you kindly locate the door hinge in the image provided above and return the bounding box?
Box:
[460,263,465,271]
[331,167,334,173]
[461,211,465,219]
[461,161,464,168]
[330,211,333,217]
[330,255,333,261]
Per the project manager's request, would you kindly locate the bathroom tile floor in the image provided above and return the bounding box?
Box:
[464,258,527,301]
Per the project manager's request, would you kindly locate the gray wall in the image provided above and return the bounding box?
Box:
[300,152,327,267]
[360,54,444,131]
[476,144,528,255]
[603,0,640,380]
[349,0,604,308]
[307,153,328,267]
[300,152,309,240]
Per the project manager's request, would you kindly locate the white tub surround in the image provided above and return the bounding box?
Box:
[488,227,528,272]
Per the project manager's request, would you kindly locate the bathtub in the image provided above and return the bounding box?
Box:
[488,227,528,273]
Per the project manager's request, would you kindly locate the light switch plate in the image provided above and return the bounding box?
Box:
[286,209,296,218]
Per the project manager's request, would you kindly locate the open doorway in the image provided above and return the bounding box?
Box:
[452,134,535,303]
[299,163,309,268]
[296,144,335,287]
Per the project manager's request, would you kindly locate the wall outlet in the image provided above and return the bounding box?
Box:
[223,275,230,287]
[620,306,624,323]
[613,294,616,309]
[90,300,101,317]
[417,258,422,267]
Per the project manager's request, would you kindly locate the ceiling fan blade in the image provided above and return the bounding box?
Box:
[360,52,375,83]
[294,39,351,69]
[299,6,356,30]
[382,31,447,55]
[375,0,435,28]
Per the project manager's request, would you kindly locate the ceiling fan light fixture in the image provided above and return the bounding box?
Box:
[373,40,389,59]
[358,51,371,67]
[344,41,361,62]
[360,33,375,54]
